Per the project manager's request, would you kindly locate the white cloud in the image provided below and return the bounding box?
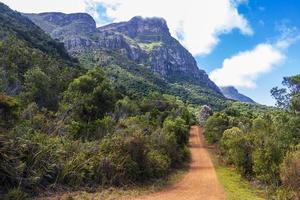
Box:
[91,0,253,55]
[1,0,86,13]
[1,0,253,56]
[210,44,284,88]
[210,23,300,89]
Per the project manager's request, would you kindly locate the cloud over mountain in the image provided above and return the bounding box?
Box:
[90,0,253,55]
[2,0,252,56]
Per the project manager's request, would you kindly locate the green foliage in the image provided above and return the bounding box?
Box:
[206,74,300,199]
[22,67,55,109]
[204,113,229,143]
[78,49,227,110]
[0,93,19,129]
[271,87,290,109]
[147,150,171,178]
[1,85,193,197]
[0,2,73,61]
[0,35,80,110]
[138,42,162,51]
[280,146,300,198]
[62,68,117,141]
[221,127,253,176]
[114,96,140,120]
[64,68,116,121]
[0,3,80,111]
[272,74,300,114]
[3,188,28,200]
[163,117,189,147]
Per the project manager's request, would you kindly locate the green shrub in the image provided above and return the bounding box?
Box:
[3,188,28,200]
[162,117,189,147]
[0,93,19,129]
[114,97,140,120]
[221,127,253,176]
[146,150,171,178]
[251,117,283,184]
[280,146,300,198]
[99,131,148,184]
[204,113,229,143]
[274,187,297,200]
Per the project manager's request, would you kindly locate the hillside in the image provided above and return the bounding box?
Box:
[25,13,227,109]
[0,3,195,198]
[0,3,80,110]
[220,86,255,103]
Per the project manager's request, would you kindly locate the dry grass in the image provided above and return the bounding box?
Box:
[35,168,188,200]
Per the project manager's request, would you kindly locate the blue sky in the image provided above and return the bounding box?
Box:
[197,0,300,105]
[2,0,300,105]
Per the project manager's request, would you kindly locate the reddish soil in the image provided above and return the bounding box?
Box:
[130,126,225,200]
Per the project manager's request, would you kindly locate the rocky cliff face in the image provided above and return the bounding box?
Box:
[25,13,222,94]
[220,86,255,103]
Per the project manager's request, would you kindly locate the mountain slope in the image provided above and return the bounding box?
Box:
[0,4,73,61]
[25,13,220,92]
[0,3,79,109]
[25,13,227,109]
[220,86,255,103]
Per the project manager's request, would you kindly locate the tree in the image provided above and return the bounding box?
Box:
[272,75,300,113]
[271,87,290,109]
[221,127,253,176]
[251,116,283,184]
[64,68,117,121]
[0,93,19,128]
[21,67,56,110]
[280,145,300,198]
[163,117,189,147]
[204,113,229,143]
[63,68,117,140]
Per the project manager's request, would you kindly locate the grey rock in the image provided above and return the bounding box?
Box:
[25,13,222,94]
[220,86,255,103]
[198,105,213,126]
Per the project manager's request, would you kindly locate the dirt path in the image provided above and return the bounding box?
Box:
[130,126,225,200]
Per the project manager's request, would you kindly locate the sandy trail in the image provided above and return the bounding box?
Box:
[130,126,225,200]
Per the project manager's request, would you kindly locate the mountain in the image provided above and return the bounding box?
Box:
[0,3,79,109]
[24,13,227,109]
[25,13,220,91]
[0,4,73,62]
[220,86,255,103]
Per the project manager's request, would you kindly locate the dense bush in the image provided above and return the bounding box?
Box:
[0,67,193,197]
[204,74,300,199]
[220,127,253,176]
[0,93,19,129]
[280,146,300,198]
[204,113,229,143]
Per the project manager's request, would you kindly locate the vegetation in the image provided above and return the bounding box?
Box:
[216,166,264,200]
[76,49,227,110]
[138,42,162,51]
[204,75,300,199]
[1,2,299,199]
[0,66,194,198]
[0,4,195,198]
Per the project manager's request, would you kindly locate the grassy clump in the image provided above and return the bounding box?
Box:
[138,42,162,52]
[216,166,264,200]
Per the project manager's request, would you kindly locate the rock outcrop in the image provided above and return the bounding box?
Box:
[25,13,222,94]
[220,86,255,103]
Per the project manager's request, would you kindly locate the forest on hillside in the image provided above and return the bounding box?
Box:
[0,4,195,198]
[204,75,300,199]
